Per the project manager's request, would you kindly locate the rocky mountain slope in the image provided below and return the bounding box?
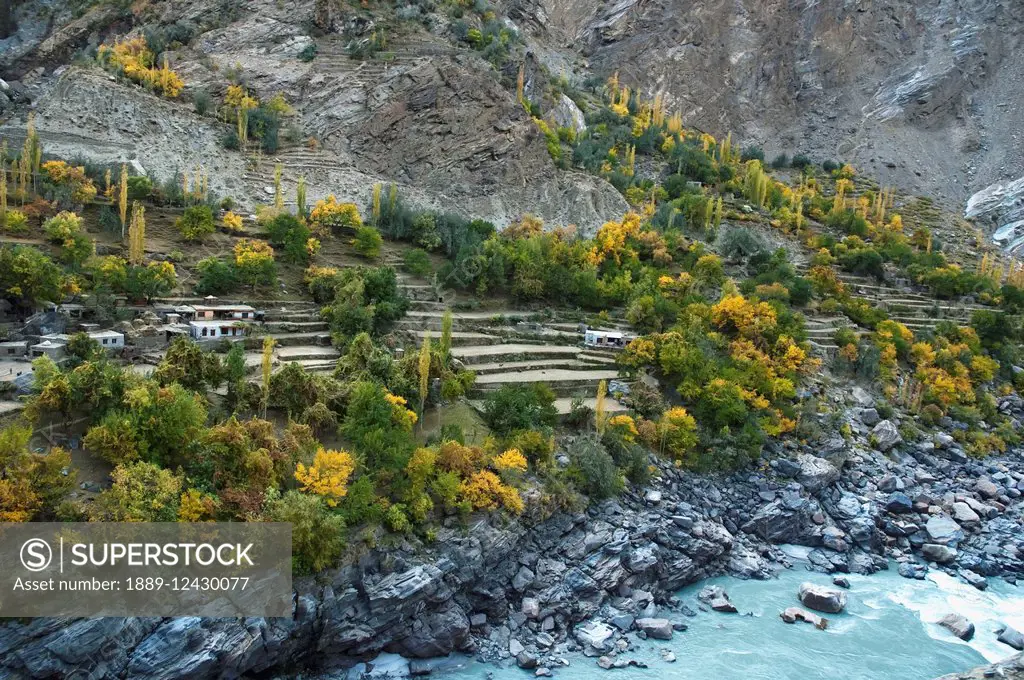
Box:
[3,0,1022,234]
[506,0,1024,210]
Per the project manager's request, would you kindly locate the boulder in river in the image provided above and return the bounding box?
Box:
[635,618,673,640]
[780,607,829,630]
[997,626,1024,651]
[938,613,975,641]
[798,582,847,613]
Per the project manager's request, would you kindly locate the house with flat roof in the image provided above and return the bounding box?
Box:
[583,328,635,349]
[0,340,29,358]
[189,319,246,340]
[192,304,258,320]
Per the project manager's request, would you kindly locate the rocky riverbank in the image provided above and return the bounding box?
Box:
[2,395,1023,679]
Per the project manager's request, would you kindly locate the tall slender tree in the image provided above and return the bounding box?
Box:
[418,333,431,418]
[274,164,283,210]
[261,336,275,418]
[439,309,453,364]
[128,201,146,265]
[118,164,129,237]
[296,176,307,218]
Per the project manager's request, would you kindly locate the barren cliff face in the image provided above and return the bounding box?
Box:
[506,0,1024,208]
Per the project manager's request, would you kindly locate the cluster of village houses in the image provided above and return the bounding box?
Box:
[0,300,264,393]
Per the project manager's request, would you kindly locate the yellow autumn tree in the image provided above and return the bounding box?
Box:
[294,447,356,507]
[128,201,146,265]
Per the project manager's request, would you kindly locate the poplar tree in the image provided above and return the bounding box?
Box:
[296,176,307,218]
[418,333,431,418]
[118,164,129,237]
[371,183,382,226]
[595,380,608,435]
[128,201,146,265]
[439,309,453,364]
[0,162,7,228]
[274,164,283,210]
[261,336,275,418]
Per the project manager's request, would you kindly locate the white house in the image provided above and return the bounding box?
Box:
[0,340,29,358]
[31,340,66,360]
[189,319,245,340]
[33,330,125,357]
[192,304,257,320]
[89,330,125,351]
[583,328,634,349]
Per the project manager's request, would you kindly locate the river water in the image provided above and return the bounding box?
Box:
[400,554,1023,680]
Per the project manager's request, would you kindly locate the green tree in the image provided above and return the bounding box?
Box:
[341,381,415,471]
[175,205,216,241]
[153,336,224,392]
[125,262,176,302]
[195,256,238,295]
[482,383,557,436]
[352,225,383,259]
[266,490,345,575]
[0,423,75,521]
[89,461,182,522]
[0,245,63,309]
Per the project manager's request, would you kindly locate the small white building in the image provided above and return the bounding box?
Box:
[0,340,29,358]
[192,304,257,321]
[31,340,66,360]
[584,328,634,349]
[34,330,125,356]
[89,330,125,351]
[189,319,245,340]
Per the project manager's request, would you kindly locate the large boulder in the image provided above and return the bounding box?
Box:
[926,515,964,546]
[780,607,828,630]
[551,93,586,137]
[635,618,673,640]
[885,492,914,514]
[797,582,847,614]
[796,454,839,492]
[950,502,981,524]
[574,620,616,654]
[998,626,1024,651]
[742,497,823,545]
[938,613,975,641]
[922,544,958,564]
[871,420,902,451]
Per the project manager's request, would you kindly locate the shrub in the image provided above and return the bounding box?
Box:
[267,490,345,575]
[352,226,383,259]
[822,160,840,173]
[741,146,765,162]
[482,383,557,436]
[3,210,29,234]
[507,429,555,468]
[176,205,215,241]
[126,176,153,201]
[566,436,622,500]
[195,257,237,295]
[771,153,789,169]
[193,89,211,115]
[791,154,813,169]
[403,248,433,276]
